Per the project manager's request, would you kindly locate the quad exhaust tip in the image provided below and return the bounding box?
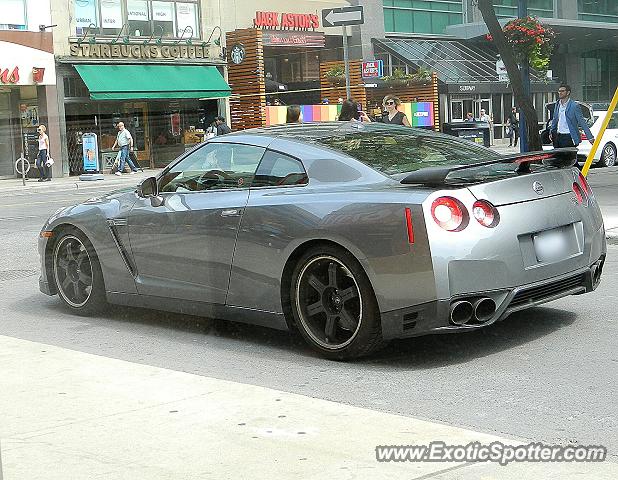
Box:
[450,297,497,325]
[473,298,497,323]
[450,300,474,325]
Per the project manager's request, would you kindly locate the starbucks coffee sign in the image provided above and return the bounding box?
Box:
[69,42,212,59]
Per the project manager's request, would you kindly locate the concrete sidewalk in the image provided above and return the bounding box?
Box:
[0,169,162,195]
[1,335,615,479]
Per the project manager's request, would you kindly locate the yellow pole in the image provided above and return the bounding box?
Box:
[582,86,618,176]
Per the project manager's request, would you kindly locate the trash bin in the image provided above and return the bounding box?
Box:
[443,121,491,147]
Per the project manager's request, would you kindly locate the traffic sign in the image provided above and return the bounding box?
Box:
[322,6,364,27]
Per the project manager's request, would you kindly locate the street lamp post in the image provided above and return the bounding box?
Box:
[518,0,531,152]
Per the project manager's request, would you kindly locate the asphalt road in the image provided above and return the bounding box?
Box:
[1,178,617,461]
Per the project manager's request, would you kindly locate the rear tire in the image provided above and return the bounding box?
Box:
[52,228,106,315]
[599,143,616,168]
[289,245,383,360]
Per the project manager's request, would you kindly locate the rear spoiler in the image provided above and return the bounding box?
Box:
[400,147,577,186]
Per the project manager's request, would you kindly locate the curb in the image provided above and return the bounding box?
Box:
[0,180,140,195]
[0,170,162,195]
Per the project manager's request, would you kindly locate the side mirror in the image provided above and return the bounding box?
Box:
[137,177,158,198]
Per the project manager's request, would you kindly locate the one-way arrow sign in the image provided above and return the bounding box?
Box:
[322,6,364,27]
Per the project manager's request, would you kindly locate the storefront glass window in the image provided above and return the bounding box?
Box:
[127,0,151,36]
[1,0,26,30]
[152,1,176,38]
[492,1,553,18]
[100,0,123,35]
[176,2,198,38]
[72,0,200,38]
[383,0,463,35]
[75,0,99,34]
[578,0,618,23]
[582,49,618,102]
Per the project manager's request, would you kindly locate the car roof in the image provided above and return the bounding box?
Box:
[219,122,439,144]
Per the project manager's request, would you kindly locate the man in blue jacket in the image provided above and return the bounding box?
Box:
[550,84,594,148]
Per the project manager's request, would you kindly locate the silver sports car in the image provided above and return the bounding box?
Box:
[39,123,606,359]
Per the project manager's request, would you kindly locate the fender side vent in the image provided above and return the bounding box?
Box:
[403,312,419,331]
[107,221,136,277]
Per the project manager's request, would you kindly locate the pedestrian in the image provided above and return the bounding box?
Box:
[36,124,51,182]
[464,112,475,122]
[112,121,138,176]
[506,107,519,147]
[550,84,595,148]
[215,116,232,135]
[286,105,301,123]
[381,95,411,126]
[338,100,371,122]
[479,108,494,145]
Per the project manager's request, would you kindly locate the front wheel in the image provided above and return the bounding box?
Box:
[599,143,617,168]
[290,245,383,360]
[52,229,106,315]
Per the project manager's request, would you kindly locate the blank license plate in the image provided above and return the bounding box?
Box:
[533,228,570,263]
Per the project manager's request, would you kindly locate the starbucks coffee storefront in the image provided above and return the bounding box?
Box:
[57,41,230,174]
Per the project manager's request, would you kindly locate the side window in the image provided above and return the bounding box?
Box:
[159,143,265,193]
[252,150,308,187]
[608,113,618,130]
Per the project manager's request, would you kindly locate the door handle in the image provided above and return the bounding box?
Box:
[221,208,243,217]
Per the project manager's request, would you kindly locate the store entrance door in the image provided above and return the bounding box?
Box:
[123,102,151,169]
[0,107,15,177]
[474,98,491,119]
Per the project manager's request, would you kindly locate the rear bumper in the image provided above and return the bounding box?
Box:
[381,254,605,340]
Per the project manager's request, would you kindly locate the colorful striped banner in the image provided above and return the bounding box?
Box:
[400,102,434,127]
[265,105,342,126]
[265,102,434,127]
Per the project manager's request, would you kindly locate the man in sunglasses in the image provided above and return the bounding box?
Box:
[549,84,594,148]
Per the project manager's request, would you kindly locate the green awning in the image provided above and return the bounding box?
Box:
[74,64,231,100]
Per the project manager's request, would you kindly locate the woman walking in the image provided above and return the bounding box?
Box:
[381,95,411,126]
[36,124,51,182]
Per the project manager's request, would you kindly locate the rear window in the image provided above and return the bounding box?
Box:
[315,129,556,184]
[315,131,495,176]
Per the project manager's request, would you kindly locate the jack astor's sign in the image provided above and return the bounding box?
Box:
[253,11,320,30]
[69,43,212,59]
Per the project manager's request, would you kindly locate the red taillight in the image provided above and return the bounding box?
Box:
[572,182,584,204]
[431,197,466,231]
[578,172,592,197]
[472,200,499,228]
[404,207,414,244]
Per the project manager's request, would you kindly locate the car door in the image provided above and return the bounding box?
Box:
[227,149,309,312]
[128,142,266,304]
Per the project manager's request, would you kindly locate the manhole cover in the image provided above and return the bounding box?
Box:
[0,269,38,282]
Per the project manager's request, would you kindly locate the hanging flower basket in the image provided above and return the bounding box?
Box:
[324,66,346,86]
[381,67,432,88]
[326,75,346,86]
[488,16,555,78]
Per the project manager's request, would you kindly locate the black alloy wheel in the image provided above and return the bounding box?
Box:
[53,229,106,314]
[291,245,383,360]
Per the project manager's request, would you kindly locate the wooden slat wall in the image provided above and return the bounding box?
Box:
[319,60,366,108]
[366,72,440,130]
[227,29,266,131]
